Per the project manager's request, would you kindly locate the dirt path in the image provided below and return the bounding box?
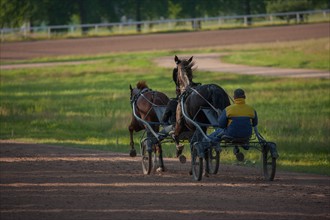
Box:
[154,53,330,78]
[0,142,329,220]
[1,23,329,61]
[1,23,329,78]
[1,52,329,78]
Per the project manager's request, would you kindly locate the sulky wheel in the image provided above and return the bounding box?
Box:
[191,144,203,181]
[262,144,276,181]
[207,147,220,174]
[141,139,152,175]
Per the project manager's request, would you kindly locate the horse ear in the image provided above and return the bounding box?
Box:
[129,84,133,91]
[188,56,193,63]
[174,55,180,64]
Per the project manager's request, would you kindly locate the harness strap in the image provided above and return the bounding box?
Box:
[130,88,151,106]
[140,92,157,107]
[190,87,221,116]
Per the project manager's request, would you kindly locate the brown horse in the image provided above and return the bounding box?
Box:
[173,55,231,141]
[128,81,169,170]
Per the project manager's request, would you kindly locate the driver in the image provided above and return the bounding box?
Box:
[208,88,258,141]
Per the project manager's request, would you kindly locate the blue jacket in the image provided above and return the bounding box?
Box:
[218,98,258,138]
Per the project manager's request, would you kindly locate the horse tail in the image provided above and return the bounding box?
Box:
[209,84,231,111]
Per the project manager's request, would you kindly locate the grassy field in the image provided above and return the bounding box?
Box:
[0,38,329,175]
[222,38,330,70]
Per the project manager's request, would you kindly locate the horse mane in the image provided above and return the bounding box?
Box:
[136,81,148,90]
[174,57,199,89]
[181,59,196,81]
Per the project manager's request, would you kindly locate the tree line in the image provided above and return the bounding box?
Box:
[1,0,329,30]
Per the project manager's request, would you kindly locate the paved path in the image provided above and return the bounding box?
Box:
[154,53,330,78]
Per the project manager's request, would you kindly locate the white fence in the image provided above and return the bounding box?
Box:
[1,9,329,41]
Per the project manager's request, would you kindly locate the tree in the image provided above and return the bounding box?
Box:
[266,0,313,23]
[266,0,312,13]
[115,0,168,32]
[0,0,35,28]
[168,1,182,19]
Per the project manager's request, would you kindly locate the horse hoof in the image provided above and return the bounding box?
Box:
[179,155,186,164]
[156,167,166,172]
[236,152,244,161]
[129,149,137,157]
[176,149,183,157]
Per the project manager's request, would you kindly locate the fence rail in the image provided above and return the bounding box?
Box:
[1,9,329,41]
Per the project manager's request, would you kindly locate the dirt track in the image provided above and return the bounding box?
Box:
[1,142,329,220]
[1,23,329,61]
[1,23,330,220]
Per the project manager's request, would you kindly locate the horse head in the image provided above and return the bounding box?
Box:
[129,81,149,103]
[173,55,196,93]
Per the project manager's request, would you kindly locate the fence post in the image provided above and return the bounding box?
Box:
[296,13,300,23]
[47,27,51,38]
[144,22,147,32]
[23,27,27,38]
[269,15,273,24]
[244,16,248,26]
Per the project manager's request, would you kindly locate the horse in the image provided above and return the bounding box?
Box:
[128,81,170,171]
[172,55,231,142]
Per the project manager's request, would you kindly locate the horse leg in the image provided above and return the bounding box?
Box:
[156,144,166,172]
[128,124,137,157]
[173,103,184,157]
[174,102,183,138]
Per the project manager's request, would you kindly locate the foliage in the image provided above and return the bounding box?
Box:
[0,0,41,28]
[1,0,328,29]
[266,0,312,13]
[266,0,329,13]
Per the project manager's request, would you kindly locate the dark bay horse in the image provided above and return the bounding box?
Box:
[173,55,231,140]
[128,81,169,170]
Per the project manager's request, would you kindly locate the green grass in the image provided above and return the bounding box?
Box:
[222,38,330,70]
[0,39,329,176]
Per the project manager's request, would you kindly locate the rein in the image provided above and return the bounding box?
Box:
[140,92,158,107]
[225,90,235,103]
[131,88,166,108]
[190,87,222,116]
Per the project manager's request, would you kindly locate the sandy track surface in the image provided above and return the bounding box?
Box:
[154,53,330,78]
[1,142,329,220]
[1,23,329,61]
